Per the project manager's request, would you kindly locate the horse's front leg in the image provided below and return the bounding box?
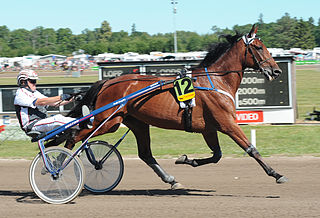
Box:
[176,130,222,167]
[220,120,288,183]
[123,116,183,189]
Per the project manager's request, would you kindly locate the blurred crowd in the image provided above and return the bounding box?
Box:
[0,58,98,72]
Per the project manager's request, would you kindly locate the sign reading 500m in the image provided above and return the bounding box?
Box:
[236,62,290,108]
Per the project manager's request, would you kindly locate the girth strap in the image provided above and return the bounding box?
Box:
[182,102,193,132]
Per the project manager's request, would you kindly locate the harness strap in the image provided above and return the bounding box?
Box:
[194,68,235,105]
[205,68,216,91]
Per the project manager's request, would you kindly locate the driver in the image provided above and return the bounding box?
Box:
[14,69,77,133]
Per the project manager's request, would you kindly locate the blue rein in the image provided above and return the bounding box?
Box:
[194,68,217,91]
[194,68,235,104]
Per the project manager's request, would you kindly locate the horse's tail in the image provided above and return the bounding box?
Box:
[67,80,106,118]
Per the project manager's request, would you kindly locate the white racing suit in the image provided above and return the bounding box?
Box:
[14,87,76,133]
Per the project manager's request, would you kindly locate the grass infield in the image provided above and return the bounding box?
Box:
[0,125,319,159]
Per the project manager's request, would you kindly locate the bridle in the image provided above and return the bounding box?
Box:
[242,34,273,72]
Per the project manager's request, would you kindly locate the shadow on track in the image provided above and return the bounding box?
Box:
[0,189,280,204]
[79,188,217,197]
[0,190,76,204]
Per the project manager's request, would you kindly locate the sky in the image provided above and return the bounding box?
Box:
[1,0,319,35]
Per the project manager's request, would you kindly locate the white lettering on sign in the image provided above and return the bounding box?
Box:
[103,70,123,77]
[42,88,52,95]
[238,98,266,106]
[241,77,265,84]
[236,113,258,121]
[236,111,263,123]
[238,88,266,95]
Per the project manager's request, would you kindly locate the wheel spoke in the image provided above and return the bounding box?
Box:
[81,141,124,193]
[29,147,84,204]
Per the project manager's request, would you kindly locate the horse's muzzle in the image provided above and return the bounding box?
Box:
[272,68,282,79]
[263,68,282,81]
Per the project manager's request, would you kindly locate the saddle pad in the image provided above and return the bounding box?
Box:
[173,77,195,102]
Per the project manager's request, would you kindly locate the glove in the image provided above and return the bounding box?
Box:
[60,94,72,101]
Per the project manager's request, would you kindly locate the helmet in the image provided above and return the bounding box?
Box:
[17,70,39,86]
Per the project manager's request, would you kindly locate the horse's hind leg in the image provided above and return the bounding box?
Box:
[221,121,288,183]
[123,116,183,189]
[176,130,222,167]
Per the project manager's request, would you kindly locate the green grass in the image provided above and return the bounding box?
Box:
[296,69,320,120]
[1,125,319,159]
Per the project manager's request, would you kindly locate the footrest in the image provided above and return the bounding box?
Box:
[26,130,42,138]
[27,131,46,142]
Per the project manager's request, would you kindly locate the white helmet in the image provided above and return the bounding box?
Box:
[17,70,39,86]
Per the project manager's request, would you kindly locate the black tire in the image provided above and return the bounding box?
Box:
[79,141,124,193]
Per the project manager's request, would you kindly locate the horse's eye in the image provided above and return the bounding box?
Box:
[254,45,263,50]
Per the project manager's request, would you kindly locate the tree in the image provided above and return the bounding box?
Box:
[0,25,10,42]
[0,26,11,56]
[9,29,31,50]
[131,23,137,35]
[273,13,297,49]
[211,25,223,34]
[56,28,73,55]
[315,18,320,47]
[201,33,219,50]
[81,28,98,42]
[258,13,264,25]
[110,31,129,42]
[233,24,252,35]
[97,21,112,41]
[30,27,57,54]
[290,19,316,49]
[177,31,202,52]
[0,41,11,56]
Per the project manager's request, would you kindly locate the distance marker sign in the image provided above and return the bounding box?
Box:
[236,62,290,109]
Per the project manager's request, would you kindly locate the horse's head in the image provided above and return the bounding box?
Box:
[242,25,282,81]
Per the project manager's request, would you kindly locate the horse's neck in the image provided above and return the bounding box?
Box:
[207,43,245,95]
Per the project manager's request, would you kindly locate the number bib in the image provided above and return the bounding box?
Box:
[173,77,195,102]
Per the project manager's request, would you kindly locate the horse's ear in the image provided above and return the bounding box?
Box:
[248,24,258,38]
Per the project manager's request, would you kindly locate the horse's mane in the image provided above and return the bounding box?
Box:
[197,32,243,68]
[67,80,106,118]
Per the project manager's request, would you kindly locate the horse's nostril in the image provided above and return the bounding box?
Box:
[274,69,282,75]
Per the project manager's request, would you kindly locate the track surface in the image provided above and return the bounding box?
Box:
[0,156,320,217]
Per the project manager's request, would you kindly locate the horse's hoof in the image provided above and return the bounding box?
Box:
[175,155,188,164]
[276,176,288,184]
[171,182,184,190]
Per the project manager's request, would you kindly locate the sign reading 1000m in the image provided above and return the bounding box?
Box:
[236,62,290,108]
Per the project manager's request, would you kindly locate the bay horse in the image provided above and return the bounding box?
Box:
[67,25,288,189]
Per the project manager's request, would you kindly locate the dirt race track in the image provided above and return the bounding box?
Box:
[0,156,320,218]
